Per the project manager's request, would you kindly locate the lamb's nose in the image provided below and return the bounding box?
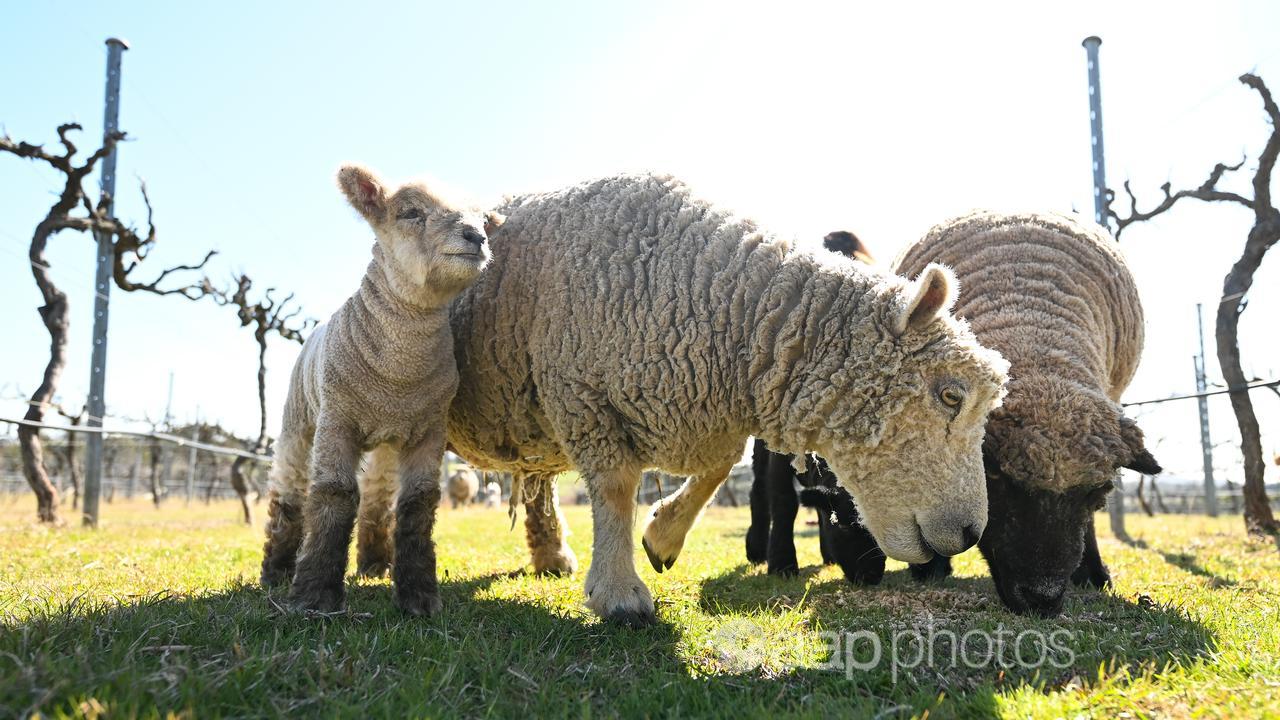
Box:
[960,523,981,551]
[462,228,486,247]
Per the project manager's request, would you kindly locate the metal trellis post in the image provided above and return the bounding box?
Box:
[82,37,129,528]
[1195,303,1219,516]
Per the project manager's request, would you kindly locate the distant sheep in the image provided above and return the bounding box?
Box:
[259,165,500,617]
[435,173,1008,626]
[447,468,480,508]
[894,210,1161,616]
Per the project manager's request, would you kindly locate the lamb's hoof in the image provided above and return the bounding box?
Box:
[909,555,953,583]
[844,564,886,586]
[767,561,799,578]
[745,531,768,565]
[357,560,391,579]
[287,582,345,613]
[532,545,579,576]
[260,564,294,589]
[641,537,675,574]
[396,588,443,617]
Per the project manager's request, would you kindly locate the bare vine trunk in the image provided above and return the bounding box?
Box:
[18,217,72,524]
[1216,222,1280,535]
[60,414,82,509]
[148,434,163,507]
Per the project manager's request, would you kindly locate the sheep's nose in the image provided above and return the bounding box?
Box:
[1014,583,1066,617]
[462,228,486,247]
[961,523,981,551]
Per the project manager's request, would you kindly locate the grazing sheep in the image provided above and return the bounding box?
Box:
[481,479,502,508]
[259,165,501,616]
[439,173,1008,627]
[894,210,1161,617]
[447,468,480,508]
[745,230,885,583]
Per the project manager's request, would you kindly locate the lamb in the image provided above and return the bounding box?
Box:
[893,210,1161,616]
[259,165,501,616]
[447,467,480,508]
[745,229,886,582]
[429,173,1009,627]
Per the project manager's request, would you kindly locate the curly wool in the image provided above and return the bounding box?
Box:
[894,210,1148,492]
[447,174,1007,511]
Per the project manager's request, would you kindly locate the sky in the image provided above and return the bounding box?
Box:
[2,1,1279,488]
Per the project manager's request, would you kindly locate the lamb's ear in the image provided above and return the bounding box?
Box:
[893,263,956,335]
[484,211,506,236]
[1119,415,1162,475]
[337,165,388,224]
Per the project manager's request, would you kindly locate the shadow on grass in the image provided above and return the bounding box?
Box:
[696,561,1216,704]
[0,568,970,717]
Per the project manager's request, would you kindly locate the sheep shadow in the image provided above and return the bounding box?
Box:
[695,561,1217,699]
[1,567,959,717]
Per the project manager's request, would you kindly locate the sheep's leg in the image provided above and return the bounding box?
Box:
[584,465,654,627]
[288,416,361,612]
[356,444,398,578]
[640,464,733,573]
[1071,514,1111,589]
[392,432,445,616]
[523,476,577,576]
[261,424,314,588]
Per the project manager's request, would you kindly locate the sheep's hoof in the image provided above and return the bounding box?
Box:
[356,559,391,579]
[603,607,658,629]
[1071,561,1111,589]
[287,583,345,613]
[396,589,443,617]
[641,537,675,574]
[532,546,578,576]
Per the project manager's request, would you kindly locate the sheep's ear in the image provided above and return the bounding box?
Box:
[1119,415,1162,475]
[338,165,388,224]
[893,263,956,335]
[484,211,506,236]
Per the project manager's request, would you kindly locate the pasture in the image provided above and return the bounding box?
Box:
[1,498,1276,718]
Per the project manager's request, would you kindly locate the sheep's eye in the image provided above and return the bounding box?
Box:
[398,208,423,221]
[938,385,965,410]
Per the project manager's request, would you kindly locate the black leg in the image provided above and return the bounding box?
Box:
[765,453,800,577]
[1072,514,1111,588]
[745,439,771,564]
[909,555,953,582]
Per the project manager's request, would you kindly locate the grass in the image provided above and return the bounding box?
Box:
[1,496,1278,719]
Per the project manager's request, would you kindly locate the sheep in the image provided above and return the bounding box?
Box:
[432,173,1009,627]
[481,479,502,508]
[893,210,1162,617]
[745,229,887,583]
[259,165,502,616]
[447,467,480,508]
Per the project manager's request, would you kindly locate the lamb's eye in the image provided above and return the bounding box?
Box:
[398,208,423,221]
[938,385,965,410]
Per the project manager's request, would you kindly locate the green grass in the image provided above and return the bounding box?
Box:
[1,495,1278,719]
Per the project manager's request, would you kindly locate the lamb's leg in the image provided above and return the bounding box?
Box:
[261,424,313,588]
[392,432,446,616]
[641,464,733,573]
[1071,514,1111,588]
[523,475,578,576]
[584,465,654,627]
[288,416,361,612]
[765,456,801,578]
[745,440,771,564]
[356,444,398,578]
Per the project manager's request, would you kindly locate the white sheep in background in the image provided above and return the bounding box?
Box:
[260,165,501,617]
[446,467,480,508]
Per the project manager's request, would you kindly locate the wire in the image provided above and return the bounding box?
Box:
[0,415,271,461]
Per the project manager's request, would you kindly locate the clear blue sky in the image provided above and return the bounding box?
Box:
[2,1,1278,484]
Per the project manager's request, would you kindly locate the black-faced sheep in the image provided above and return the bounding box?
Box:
[894,210,1161,616]
[259,166,501,616]
[434,173,1008,626]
